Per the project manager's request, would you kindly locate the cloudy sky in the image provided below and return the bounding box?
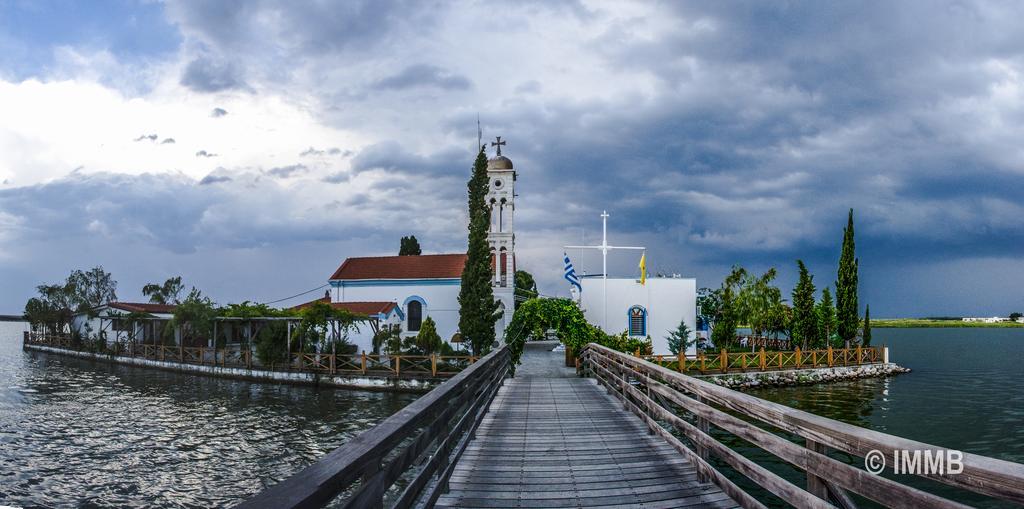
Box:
[1,0,1022,317]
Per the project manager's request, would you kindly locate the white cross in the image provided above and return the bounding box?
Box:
[565,211,645,331]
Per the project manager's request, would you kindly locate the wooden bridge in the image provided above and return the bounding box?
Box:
[239,341,1024,509]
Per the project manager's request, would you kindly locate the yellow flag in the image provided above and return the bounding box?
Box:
[638,252,647,285]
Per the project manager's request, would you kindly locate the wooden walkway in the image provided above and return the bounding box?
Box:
[436,343,736,509]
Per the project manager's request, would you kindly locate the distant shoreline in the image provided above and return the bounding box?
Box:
[873,319,1024,328]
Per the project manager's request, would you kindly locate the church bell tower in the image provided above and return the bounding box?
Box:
[486,136,516,339]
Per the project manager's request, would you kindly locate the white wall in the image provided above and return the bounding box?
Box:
[579,277,697,356]
[335,281,463,345]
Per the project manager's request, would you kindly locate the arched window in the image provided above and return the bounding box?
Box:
[407,300,423,332]
[628,306,646,337]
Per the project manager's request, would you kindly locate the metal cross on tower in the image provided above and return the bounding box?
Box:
[491,136,506,156]
[565,211,646,331]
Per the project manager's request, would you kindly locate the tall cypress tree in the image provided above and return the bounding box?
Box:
[862,305,872,347]
[458,147,499,355]
[791,260,817,350]
[836,209,859,344]
[816,287,837,348]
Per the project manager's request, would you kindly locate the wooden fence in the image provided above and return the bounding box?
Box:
[583,343,1024,508]
[238,345,511,508]
[642,345,884,374]
[23,332,478,379]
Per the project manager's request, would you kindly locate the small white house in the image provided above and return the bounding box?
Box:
[291,292,405,353]
[579,276,697,356]
[72,302,177,346]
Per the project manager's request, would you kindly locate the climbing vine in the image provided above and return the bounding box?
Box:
[504,298,650,372]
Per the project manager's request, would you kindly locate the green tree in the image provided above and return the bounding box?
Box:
[666,318,692,356]
[711,266,746,349]
[1010,312,1022,321]
[862,305,872,347]
[415,316,443,354]
[399,235,422,256]
[836,209,859,345]
[791,260,817,350]
[373,325,402,355]
[458,147,500,355]
[167,288,217,347]
[294,300,362,354]
[514,269,538,306]
[736,267,781,337]
[67,266,118,310]
[143,276,185,305]
[816,287,838,348]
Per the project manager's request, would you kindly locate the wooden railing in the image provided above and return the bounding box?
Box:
[642,345,884,374]
[237,345,511,509]
[23,332,477,379]
[583,343,1024,508]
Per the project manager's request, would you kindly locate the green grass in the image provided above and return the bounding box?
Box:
[872,319,1024,328]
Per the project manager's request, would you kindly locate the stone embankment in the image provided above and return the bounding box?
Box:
[700,363,911,390]
[24,343,438,393]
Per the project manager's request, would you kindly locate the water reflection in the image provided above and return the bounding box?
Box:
[0,322,417,508]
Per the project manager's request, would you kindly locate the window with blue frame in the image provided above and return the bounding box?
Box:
[628,306,646,336]
[407,300,423,332]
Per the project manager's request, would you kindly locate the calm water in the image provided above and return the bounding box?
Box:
[2,324,1022,507]
[0,321,418,508]
[741,327,1024,507]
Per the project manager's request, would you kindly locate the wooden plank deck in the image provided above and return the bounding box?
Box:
[436,343,737,509]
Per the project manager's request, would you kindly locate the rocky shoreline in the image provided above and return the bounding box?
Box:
[699,362,911,390]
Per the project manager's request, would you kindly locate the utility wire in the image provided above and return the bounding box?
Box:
[261,284,329,305]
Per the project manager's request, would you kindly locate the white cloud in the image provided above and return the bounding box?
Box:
[0,75,366,186]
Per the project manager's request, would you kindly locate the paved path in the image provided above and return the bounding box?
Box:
[436,342,737,508]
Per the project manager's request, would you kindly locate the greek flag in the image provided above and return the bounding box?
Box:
[563,253,582,293]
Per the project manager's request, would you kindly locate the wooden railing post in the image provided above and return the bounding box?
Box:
[677,351,684,372]
[179,346,184,363]
[720,349,727,374]
[330,354,336,375]
[361,351,367,374]
[759,347,766,370]
[696,394,711,484]
[795,347,802,367]
[856,345,863,364]
[395,355,401,376]
[827,346,833,367]
[806,439,829,500]
[431,354,437,377]
[699,354,706,374]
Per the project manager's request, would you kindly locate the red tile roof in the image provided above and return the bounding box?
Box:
[330,253,467,280]
[288,298,398,316]
[107,302,177,314]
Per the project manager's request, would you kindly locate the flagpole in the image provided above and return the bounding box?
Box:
[602,211,608,331]
[565,210,645,333]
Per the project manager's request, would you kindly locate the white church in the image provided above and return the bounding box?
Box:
[295,141,518,353]
[297,137,696,356]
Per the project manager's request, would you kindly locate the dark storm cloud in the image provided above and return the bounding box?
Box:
[300,146,348,157]
[180,55,248,92]
[211,107,228,117]
[374,64,471,91]
[133,134,158,142]
[198,174,231,185]
[265,164,307,178]
[167,0,433,56]
[195,150,217,158]
[161,138,175,144]
[321,171,350,184]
